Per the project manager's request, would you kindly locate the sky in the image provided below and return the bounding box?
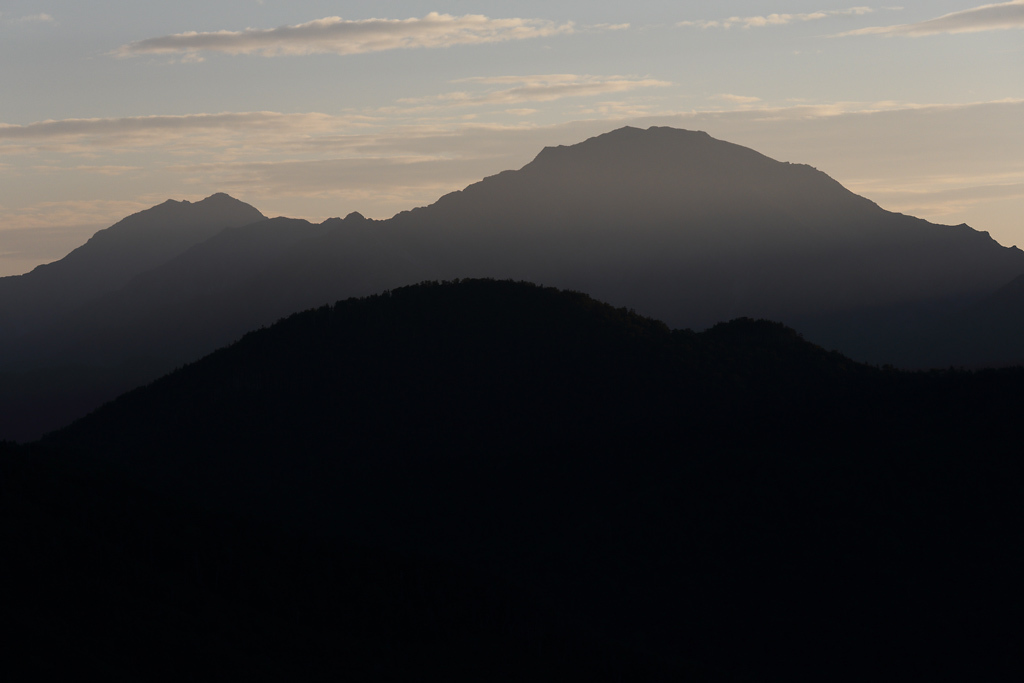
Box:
[1,1,1022,276]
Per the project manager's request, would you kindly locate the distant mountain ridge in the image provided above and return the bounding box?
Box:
[390,126,1022,329]
[3,125,1024,440]
[0,193,266,440]
[0,192,265,337]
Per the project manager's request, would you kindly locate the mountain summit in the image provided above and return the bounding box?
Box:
[0,193,266,440]
[0,193,265,336]
[392,126,1023,333]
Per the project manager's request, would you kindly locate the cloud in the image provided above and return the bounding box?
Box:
[174,156,492,194]
[75,165,143,176]
[679,7,874,30]
[0,199,156,233]
[30,164,143,176]
[834,7,879,15]
[16,13,54,23]
[860,180,1024,205]
[0,111,390,167]
[115,13,574,58]
[585,23,630,31]
[0,112,352,139]
[837,0,1024,36]
[0,112,373,157]
[396,74,671,109]
[713,94,762,104]
[577,101,661,118]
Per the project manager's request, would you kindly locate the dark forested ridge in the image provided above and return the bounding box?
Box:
[8,279,1022,681]
[1,441,675,682]
[5,126,1024,440]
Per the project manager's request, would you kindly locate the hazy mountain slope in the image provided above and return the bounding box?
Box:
[242,126,1024,365]
[4,216,336,371]
[5,125,1024,441]
[923,272,1024,367]
[43,279,1024,681]
[50,125,1020,368]
[0,214,332,442]
[48,126,1024,373]
[0,194,269,441]
[0,192,265,338]
[389,126,1024,329]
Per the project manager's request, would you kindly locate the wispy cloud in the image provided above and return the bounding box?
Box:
[0,112,350,138]
[837,0,1024,36]
[75,165,143,176]
[577,101,662,118]
[585,23,630,31]
[0,199,159,233]
[172,156,493,196]
[713,94,762,104]
[115,13,574,58]
[16,13,54,23]
[30,164,143,176]
[0,111,385,165]
[397,74,671,109]
[686,98,1024,125]
[679,7,874,30]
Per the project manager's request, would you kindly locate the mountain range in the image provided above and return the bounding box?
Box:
[4,122,1024,678]
[2,125,1024,441]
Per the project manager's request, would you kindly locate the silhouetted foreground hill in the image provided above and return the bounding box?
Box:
[15,280,1023,681]
[2,443,674,682]
[5,126,1024,441]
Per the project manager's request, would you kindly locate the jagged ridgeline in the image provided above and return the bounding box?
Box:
[5,126,1024,442]
[26,279,1024,681]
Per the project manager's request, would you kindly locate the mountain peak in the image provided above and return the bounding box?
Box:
[198,192,246,205]
[0,193,267,327]
[524,125,774,175]
[149,192,257,211]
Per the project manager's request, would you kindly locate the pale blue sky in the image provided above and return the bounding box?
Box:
[1,1,1022,275]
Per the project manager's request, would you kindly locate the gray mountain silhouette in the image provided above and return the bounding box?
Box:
[3,126,1024,440]
[0,192,265,339]
[923,272,1024,367]
[387,126,1024,333]
[0,193,265,440]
